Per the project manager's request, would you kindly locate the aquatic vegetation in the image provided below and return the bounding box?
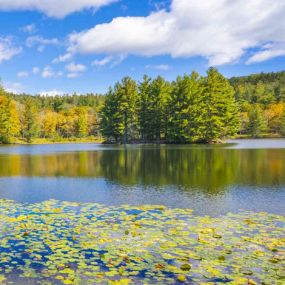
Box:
[0,200,284,285]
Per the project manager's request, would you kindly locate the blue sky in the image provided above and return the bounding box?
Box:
[0,0,285,95]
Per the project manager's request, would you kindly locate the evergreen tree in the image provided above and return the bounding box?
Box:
[247,104,267,137]
[168,72,203,143]
[200,68,239,142]
[148,76,171,141]
[100,88,121,143]
[138,75,152,141]
[101,77,138,143]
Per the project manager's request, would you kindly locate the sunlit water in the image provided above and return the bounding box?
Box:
[0,139,285,216]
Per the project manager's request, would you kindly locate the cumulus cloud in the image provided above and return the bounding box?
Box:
[65,62,86,78]
[53,53,73,64]
[66,62,87,73]
[0,0,117,18]
[41,66,62,78]
[67,73,81,78]
[68,0,285,65]
[32,67,40,74]
[17,71,29,78]
[26,36,59,52]
[3,82,23,94]
[145,64,170,71]
[246,43,285,64]
[91,55,125,67]
[39,90,64,97]
[21,24,37,34]
[0,37,21,63]
[92,56,113,66]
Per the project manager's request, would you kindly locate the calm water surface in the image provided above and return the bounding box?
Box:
[0,139,285,216]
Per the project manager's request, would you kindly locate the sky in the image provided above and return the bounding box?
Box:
[0,0,285,95]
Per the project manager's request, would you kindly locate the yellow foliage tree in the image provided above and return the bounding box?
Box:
[41,110,58,138]
[265,103,285,133]
[0,90,20,143]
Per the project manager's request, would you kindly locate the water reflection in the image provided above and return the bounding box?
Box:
[0,142,285,215]
[1,147,285,190]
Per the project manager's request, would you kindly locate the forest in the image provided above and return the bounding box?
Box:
[1,68,285,144]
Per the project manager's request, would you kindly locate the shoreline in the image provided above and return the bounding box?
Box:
[1,135,284,146]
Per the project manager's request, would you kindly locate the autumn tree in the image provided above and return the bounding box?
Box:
[0,93,20,143]
[41,110,58,138]
[75,107,89,137]
[280,110,285,136]
[21,97,39,143]
[265,103,285,134]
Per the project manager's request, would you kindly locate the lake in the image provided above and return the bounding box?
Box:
[0,139,285,285]
[0,139,285,216]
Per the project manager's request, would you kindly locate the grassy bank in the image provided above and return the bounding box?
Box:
[1,136,103,145]
[235,133,284,139]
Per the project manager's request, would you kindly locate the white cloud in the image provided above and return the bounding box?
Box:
[42,66,54,78]
[149,0,170,11]
[17,71,29,78]
[92,56,113,66]
[67,73,81,78]
[247,43,285,64]
[32,67,40,74]
[39,90,64,97]
[3,82,23,94]
[26,36,59,52]
[0,37,21,63]
[145,64,170,71]
[66,62,87,73]
[0,0,117,18]
[21,24,37,34]
[91,55,125,67]
[41,66,62,78]
[68,0,285,65]
[53,53,72,63]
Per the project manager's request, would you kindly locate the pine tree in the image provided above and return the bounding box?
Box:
[138,75,152,142]
[148,76,171,141]
[200,68,239,142]
[247,104,267,137]
[168,72,203,143]
[100,88,121,143]
[100,77,138,143]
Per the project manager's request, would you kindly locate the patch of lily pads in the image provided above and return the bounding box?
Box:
[0,200,284,285]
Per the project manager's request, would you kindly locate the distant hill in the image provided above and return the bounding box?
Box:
[230,70,285,85]
[229,71,285,105]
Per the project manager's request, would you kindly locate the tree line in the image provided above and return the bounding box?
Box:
[230,71,285,137]
[1,68,285,144]
[0,87,103,143]
[100,68,239,143]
